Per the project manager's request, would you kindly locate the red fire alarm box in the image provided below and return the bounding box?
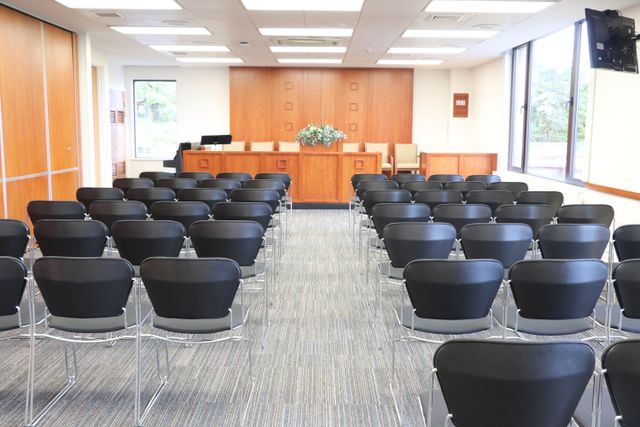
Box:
[453,93,469,118]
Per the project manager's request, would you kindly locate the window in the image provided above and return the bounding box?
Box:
[508,22,591,183]
[133,80,177,159]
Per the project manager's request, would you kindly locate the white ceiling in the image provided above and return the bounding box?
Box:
[4,0,640,69]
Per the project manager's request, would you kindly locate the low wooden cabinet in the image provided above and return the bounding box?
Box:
[419,152,497,178]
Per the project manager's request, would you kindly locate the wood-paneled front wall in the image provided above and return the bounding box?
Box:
[183,150,381,203]
[419,153,498,178]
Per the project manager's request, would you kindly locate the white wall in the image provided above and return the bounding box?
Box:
[123,66,230,177]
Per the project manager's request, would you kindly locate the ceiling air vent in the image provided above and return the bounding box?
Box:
[274,37,340,47]
[94,12,122,18]
[427,14,464,22]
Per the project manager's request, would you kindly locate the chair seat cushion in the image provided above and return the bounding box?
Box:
[500,306,593,335]
[397,163,419,169]
[382,162,392,170]
[153,303,248,334]
[595,303,640,333]
[240,261,266,279]
[396,305,492,334]
[574,382,616,427]
[0,313,20,332]
[50,300,151,333]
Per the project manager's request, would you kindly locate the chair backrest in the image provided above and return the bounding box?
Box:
[88,200,148,234]
[394,144,418,162]
[0,219,30,259]
[465,190,515,216]
[242,179,286,199]
[112,177,154,192]
[434,340,595,427]
[139,171,174,183]
[466,174,501,185]
[216,172,252,183]
[190,220,263,266]
[177,188,228,210]
[250,141,274,152]
[413,189,463,210]
[612,260,640,319]
[516,191,564,214]
[34,220,108,257]
[488,181,529,195]
[351,173,387,191]
[509,259,607,320]
[404,259,503,319]
[538,223,610,259]
[229,188,280,213]
[355,180,398,199]
[76,187,124,209]
[150,201,210,236]
[255,173,292,190]
[460,223,533,268]
[342,142,360,153]
[432,203,492,237]
[603,340,640,427]
[382,222,456,268]
[362,189,412,217]
[178,172,214,182]
[156,178,198,193]
[221,141,246,152]
[427,174,464,185]
[391,174,426,184]
[278,141,300,152]
[371,203,430,238]
[614,224,640,261]
[199,178,243,196]
[141,257,241,319]
[211,202,272,232]
[27,201,86,225]
[445,181,487,198]
[364,142,389,163]
[400,180,442,197]
[0,257,27,317]
[33,257,134,318]
[125,187,176,211]
[111,220,185,266]
[556,204,615,227]
[495,204,555,238]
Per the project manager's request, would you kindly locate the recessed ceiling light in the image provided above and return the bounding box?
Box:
[177,58,244,63]
[377,59,444,65]
[241,0,363,11]
[111,27,211,35]
[425,1,553,14]
[55,0,181,9]
[277,59,343,64]
[270,47,347,53]
[150,45,230,52]
[403,29,498,39]
[259,28,353,37]
[388,47,465,54]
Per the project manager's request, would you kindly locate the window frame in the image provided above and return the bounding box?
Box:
[508,42,531,173]
[132,79,178,160]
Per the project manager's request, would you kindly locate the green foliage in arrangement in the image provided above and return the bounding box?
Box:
[295,124,347,147]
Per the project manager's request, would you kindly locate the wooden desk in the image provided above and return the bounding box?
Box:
[183,150,381,203]
[419,152,497,178]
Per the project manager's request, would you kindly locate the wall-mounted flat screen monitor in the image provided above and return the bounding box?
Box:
[200,135,232,145]
[585,8,638,73]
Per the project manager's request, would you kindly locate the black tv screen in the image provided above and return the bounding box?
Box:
[585,8,638,73]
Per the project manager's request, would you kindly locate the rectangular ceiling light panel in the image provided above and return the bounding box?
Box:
[425,1,553,14]
[377,59,444,65]
[403,29,498,38]
[259,28,353,37]
[177,58,244,63]
[111,27,211,35]
[150,45,230,52]
[241,0,363,11]
[55,0,181,9]
[277,58,343,64]
[270,46,347,53]
[388,47,465,54]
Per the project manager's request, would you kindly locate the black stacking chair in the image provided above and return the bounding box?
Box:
[356,180,399,201]
[495,203,555,239]
[76,187,124,209]
[27,257,136,426]
[516,191,564,215]
[432,203,492,243]
[460,223,533,269]
[150,201,210,238]
[418,341,595,427]
[198,178,243,197]
[126,187,176,211]
[602,340,640,427]
[34,220,107,257]
[0,257,28,335]
[391,174,426,184]
[112,177,154,192]
[255,173,294,213]
[88,200,148,235]
[177,188,227,211]
[614,224,640,261]
[243,179,286,200]
[139,171,174,183]
[362,189,412,219]
[353,181,400,240]
[216,172,252,183]
[230,189,280,214]
[178,171,214,182]
[351,173,387,191]
[466,174,501,185]
[427,174,464,185]
[609,260,640,333]
[27,201,86,225]
[136,257,252,426]
[111,220,185,272]
[156,177,198,194]
[538,224,610,259]
[465,190,515,216]
[413,189,463,211]
[504,259,607,337]
[400,181,442,198]
[488,181,529,196]
[556,204,615,228]
[0,219,30,259]
[212,202,273,233]
[444,181,487,199]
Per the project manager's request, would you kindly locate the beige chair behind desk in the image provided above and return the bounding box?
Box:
[222,141,246,152]
[342,143,360,153]
[278,141,300,152]
[364,142,393,173]
[394,144,420,174]
[251,141,274,152]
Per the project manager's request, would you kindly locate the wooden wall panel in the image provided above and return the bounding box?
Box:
[230,68,272,143]
[51,170,79,200]
[299,154,340,203]
[0,6,47,178]
[6,176,48,226]
[321,70,369,143]
[44,23,78,171]
[261,154,300,200]
[272,69,322,142]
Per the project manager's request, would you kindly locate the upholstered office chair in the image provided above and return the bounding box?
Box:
[556,204,615,227]
[250,141,274,152]
[391,174,426,184]
[177,188,228,211]
[139,171,174,183]
[221,140,246,152]
[364,142,393,173]
[394,144,419,174]
[465,190,515,216]
[112,177,154,192]
[602,340,640,427]
[516,191,564,215]
[150,201,210,238]
[538,223,610,259]
[111,220,185,270]
[427,174,464,185]
[0,219,30,260]
[88,200,148,235]
[178,172,214,182]
[27,201,86,226]
[199,178,243,197]
[278,141,300,152]
[125,187,176,211]
[34,220,108,257]
[413,189,463,211]
[216,172,252,183]
[488,181,529,196]
[342,142,360,153]
[156,177,198,194]
[76,187,124,210]
[445,181,487,199]
[466,174,501,185]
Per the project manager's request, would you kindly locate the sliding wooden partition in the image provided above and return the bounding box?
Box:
[0,5,80,227]
[230,68,413,157]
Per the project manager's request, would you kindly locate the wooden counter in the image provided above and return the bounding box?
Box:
[419,152,497,178]
[183,150,381,203]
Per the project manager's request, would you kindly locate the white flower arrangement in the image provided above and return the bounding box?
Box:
[295,124,347,147]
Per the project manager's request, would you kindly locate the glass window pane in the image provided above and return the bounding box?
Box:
[510,46,528,169]
[572,22,590,181]
[133,80,178,159]
[526,26,575,180]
